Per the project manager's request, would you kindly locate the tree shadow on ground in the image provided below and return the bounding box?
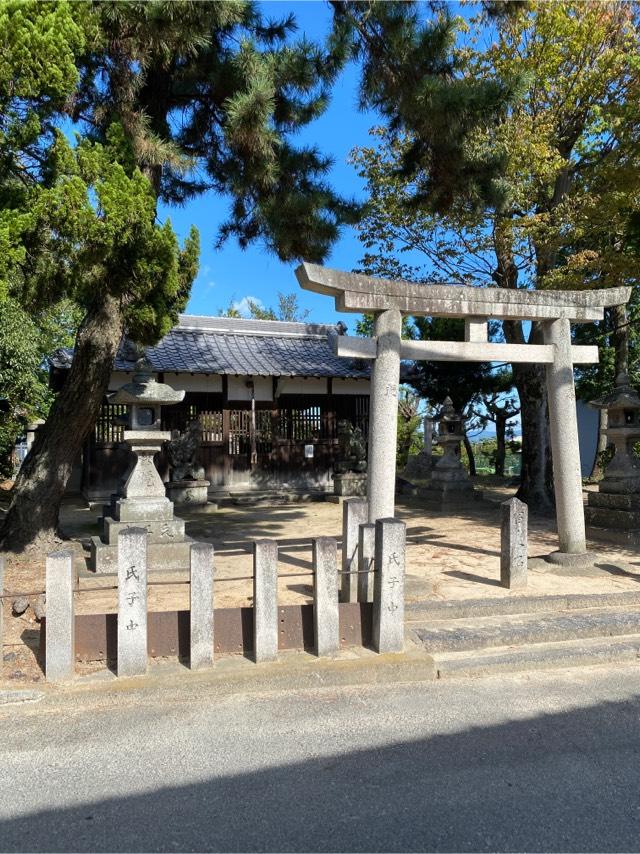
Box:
[594,563,640,582]
[1,693,640,851]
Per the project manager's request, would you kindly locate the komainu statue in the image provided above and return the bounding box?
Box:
[335,419,367,473]
[166,420,206,482]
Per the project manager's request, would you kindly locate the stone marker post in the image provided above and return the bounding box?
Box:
[117,527,148,677]
[253,539,278,662]
[190,542,214,669]
[357,523,376,603]
[45,550,75,682]
[341,498,368,602]
[501,498,528,589]
[313,537,339,656]
[367,309,402,524]
[372,518,406,654]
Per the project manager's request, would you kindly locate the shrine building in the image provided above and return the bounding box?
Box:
[49,315,371,503]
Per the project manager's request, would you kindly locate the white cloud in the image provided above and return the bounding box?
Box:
[232,295,263,317]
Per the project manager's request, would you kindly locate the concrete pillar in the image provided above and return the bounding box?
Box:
[313,537,339,656]
[340,498,368,602]
[372,518,406,654]
[253,539,278,662]
[543,318,589,561]
[501,497,528,589]
[117,527,148,677]
[357,523,376,603]
[45,550,75,682]
[367,309,402,523]
[190,542,214,670]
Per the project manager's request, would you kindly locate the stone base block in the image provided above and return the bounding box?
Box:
[333,472,367,497]
[90,535,194,574]
[113,497,174,522]
[585,506,640,530]
[544,550,595,569]
[586,525,640,547]
[165,479,210,507]
[103,516,185,545]
[588,492,640,511]
[403,453,434,480]
[418,482,478,510]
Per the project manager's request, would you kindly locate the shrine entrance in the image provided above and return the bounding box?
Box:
[297,262,631,567]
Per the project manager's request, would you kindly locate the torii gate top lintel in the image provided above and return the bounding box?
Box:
[295,262,630,323]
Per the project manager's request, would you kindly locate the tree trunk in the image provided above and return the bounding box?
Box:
[495,415,506,477]
[612,303,629,377]
[463,434,476,477]
[502,319,554,511]
[511,362,554,513]
[589,408,609,481]
[1,293,125,554]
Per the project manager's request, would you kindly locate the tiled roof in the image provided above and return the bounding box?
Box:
[50,315,370,379]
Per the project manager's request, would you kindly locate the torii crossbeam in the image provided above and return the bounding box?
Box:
[296,262,632,567]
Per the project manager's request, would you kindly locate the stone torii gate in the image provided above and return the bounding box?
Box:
[296,262,631,566]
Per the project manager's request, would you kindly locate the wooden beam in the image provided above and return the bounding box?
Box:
[332,335,599,365]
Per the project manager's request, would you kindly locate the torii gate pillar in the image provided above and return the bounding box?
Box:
[543,317,588,560]
[367,309,402,523]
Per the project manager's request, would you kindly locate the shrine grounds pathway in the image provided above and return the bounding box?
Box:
[3,478,640,682]
[1,662,640,851]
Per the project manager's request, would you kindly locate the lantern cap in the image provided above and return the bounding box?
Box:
[590,371,640,411]
[108,357,185,407]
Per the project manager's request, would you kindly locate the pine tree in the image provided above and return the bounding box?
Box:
[1,1,356,553]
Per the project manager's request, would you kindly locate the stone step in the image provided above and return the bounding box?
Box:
[410,607,640,654]
[405,590,640,622]
[432,634,640,679]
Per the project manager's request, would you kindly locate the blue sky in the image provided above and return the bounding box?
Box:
[158,1,379,329]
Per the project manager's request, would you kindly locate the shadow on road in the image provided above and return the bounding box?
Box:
[1,692,640,851]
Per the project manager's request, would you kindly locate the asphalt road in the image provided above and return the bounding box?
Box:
[1,664,640,852]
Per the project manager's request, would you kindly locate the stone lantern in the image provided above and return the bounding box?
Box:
[108,358,185,511]
[422,397,475,508]
[585,371,640,545]
[90,358,194,574]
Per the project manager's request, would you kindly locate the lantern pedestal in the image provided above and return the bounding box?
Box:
[420,397,479,510]
[585,372,640,545]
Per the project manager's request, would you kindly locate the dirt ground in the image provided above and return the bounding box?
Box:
[2,478,640,684]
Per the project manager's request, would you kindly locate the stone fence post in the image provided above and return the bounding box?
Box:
[45,550,75,682]
[341,498,368,602]
[0,556,4,668]
[373,518,406,654]
[190,542,214,670]
[357,523,376,603]
[117,527,148,677]
[313,537,339,656]
[253,539,278,663]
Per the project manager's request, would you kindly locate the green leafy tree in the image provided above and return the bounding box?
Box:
[2,1,356,553]
[350,2,640,509]
[220,292,310,322]
[396,388,423,469]
[0,298,81,477]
